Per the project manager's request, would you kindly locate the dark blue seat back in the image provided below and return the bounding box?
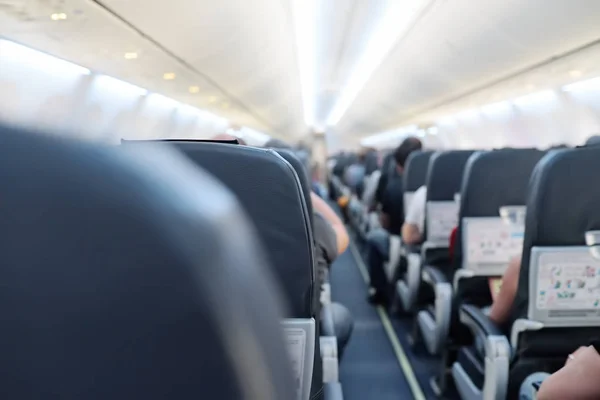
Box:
[0,126,295,400]
[404,151,433,192]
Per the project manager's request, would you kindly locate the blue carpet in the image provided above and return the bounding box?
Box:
[330,249,414,399]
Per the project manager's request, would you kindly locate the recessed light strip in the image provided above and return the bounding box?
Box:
[327,0,430,126]
[291,0,317,126]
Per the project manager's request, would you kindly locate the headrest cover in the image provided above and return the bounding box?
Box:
[426,150,474,201]
[0,127,295,399]
[137,141,316,318]
[514,147,600,319]
[404,151,433,192]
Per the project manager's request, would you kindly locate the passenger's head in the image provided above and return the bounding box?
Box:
[393,137,423,170]
[264,138,292,149]
[211,133,247,145]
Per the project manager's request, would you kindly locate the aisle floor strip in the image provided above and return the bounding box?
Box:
[348,239,427,400]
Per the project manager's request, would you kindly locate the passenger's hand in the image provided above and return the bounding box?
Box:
[565,346,587,366]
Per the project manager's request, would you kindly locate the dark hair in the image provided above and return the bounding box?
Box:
[393,137,422,168]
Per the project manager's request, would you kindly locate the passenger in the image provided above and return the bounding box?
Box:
[211,133,247,145]
[401,185,427,245]
[311,192,353,359]
[366,137,423,305]
[519,343,600,399]
[344,152,366,197]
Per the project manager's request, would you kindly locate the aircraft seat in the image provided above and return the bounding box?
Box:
[137,141,337,400]
[0,126,295,399]
[452,146,600,399]
[413,150,474,357]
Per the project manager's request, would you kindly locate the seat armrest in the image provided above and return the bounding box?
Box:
[422,265,448,286]
[324,382,344,400]
[321,305,336,337]
[459,304,502,337]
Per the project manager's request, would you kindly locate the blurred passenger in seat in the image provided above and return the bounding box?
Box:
[311,192,353,359]
[366,137,422,305]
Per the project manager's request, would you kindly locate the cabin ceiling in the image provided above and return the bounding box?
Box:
[0,0,599,141]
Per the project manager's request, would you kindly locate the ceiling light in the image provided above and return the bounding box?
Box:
[427,127,439,136]
[221,102,230,109]
[209,96,218,103]
[0,39,90,76]
[569,70,583,78]
[124,52,138,60]
[513,90,556,107]
[50,13,67,21]
[326,0,431,126]
[291,0,317,126]
[93,75,147,97]
[563,76,600,93]
[163,72,176,80]
[480,100,512,116]
[188,86,200,94]
[525,84,536,90]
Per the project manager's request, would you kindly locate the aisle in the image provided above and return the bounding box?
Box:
[329,247,417,399]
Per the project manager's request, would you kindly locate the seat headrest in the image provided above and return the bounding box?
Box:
[426,150,474,201]
[404,151,434,192]
[459,149,545,217]
[273,148,313,221]
[0,127,294,399]
[129,141,315,318]
[514,146,600,318]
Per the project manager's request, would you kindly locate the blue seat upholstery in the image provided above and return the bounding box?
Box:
[453,146,600,399]
[0,125,295,399]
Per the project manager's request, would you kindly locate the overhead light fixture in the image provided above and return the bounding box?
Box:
[513,90,556,107]
[50,13,67,21]
[456,108,479,119]
[124,52,138,60]
[563,76,600,93]
[0,39,90,76]
[291,0,317,126]
[569,70,583,78]
[427,127,439,136]
[326,0,431,126]
[163,72,176,80]
[525,84,536,90]
[221,102,230,109]
[188,86,200,94]
[480,100,512,116]
[93,75,147,97]
[209,96,218,103]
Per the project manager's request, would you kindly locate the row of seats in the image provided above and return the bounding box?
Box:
[0,124,343,400]
[333,144,600,399]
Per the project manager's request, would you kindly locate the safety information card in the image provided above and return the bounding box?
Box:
[536,250,600,310]
[426,201,458,246]
[282,319,315,400]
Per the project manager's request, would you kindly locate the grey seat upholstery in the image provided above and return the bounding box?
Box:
[0,126,295,400]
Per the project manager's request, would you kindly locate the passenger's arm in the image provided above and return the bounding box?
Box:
[401,186,425,244]
[538,346,600,400]
[401,223,422,245]
[311,192,349,254]
[488,255,521,325]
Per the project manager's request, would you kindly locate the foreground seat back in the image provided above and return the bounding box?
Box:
[0,127,295,400]
[453,149,545,304]
[144,141,320,400]
[403,151,433,216]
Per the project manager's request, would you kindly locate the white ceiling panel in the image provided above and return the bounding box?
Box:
[336,0,600,136]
